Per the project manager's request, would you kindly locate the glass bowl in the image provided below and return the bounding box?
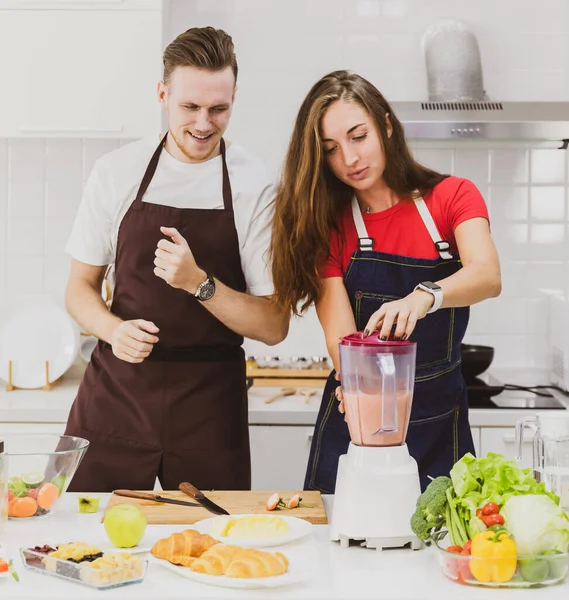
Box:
[432,531,569,588]
[4,434,89,519]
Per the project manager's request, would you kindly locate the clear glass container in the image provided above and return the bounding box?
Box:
[433,530,569,588]
[5,435,89,519]
[20,547,147,590]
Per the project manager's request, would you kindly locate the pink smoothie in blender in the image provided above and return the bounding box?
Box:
[339,332,416,447]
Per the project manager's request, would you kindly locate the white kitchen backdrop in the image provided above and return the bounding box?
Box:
[0,0,568,370]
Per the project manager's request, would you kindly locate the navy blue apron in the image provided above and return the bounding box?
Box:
[304,194,475,493]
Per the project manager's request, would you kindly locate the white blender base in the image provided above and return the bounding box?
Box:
[330,442,422,551]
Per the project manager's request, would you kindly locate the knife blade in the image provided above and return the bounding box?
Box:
[113,489,199,507]
[179,482,230,515]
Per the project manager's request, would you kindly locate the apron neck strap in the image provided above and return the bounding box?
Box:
[413,197,454,260]
[351,194,454,259]
[220,138,233,211]
[133,132,234,210]
[351,196,374,251]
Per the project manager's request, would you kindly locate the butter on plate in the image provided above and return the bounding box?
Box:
[210,515,290,539]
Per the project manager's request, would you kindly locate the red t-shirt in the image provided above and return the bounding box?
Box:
[321,176,489,278]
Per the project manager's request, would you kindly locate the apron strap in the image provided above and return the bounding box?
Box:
[220,138,234,211]
[133,133,234,211]
[350,196,374,251]
[413,197,454,260]
[133,132,168,208]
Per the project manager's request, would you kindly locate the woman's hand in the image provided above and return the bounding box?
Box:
[333,371,345,414]
[364,289,434,340]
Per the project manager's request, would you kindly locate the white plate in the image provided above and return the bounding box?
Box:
[191,514,313,548]
[79,336,98,363]
[0,304,79,389]
[150,555,301,590]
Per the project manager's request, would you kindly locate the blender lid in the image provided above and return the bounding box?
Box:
[340,331,416,347]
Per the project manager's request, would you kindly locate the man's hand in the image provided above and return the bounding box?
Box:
[154,226,206,294]
[110,319,159,363]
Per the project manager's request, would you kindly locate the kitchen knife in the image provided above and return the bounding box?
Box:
[179,482,230,515]
[113,489,199,507]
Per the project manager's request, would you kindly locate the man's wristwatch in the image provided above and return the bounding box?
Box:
[194,273,216,301]
[414,281,443,314]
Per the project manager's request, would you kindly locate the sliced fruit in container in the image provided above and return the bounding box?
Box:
[22,471,45,488]
[78,496,100,514]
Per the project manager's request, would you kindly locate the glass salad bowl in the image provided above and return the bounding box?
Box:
[4,435,89,519]
[432,530,569,588]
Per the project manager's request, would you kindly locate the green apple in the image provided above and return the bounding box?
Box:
[103,504,147,548]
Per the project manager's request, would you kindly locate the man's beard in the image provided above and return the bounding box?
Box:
[170,128,220,162]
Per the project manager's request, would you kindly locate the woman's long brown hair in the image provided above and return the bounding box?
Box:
[270,70,448,316]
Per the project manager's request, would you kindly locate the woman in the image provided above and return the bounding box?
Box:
[270,71,501,492]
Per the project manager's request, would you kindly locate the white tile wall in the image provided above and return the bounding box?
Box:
[1,0,568,370]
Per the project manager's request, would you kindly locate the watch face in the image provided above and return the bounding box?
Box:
[198,280,215,301]
[422,281,441,291]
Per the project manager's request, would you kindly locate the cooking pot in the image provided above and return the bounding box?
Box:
[460,344,494,381]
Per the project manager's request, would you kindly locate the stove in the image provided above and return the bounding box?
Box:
[466,374,568,410]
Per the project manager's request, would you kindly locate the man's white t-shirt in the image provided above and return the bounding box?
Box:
[66,137,275,297]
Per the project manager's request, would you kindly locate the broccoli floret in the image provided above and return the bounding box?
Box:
[410,476,453,541]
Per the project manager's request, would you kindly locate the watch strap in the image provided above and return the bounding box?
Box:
[415,282,443,314]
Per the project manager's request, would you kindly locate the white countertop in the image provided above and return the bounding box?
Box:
[0,363,567,428]
[0,493,567,599]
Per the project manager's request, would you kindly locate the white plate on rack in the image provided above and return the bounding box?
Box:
[191,514,313,548]
[150,555,301,589]
[0,304,79,389]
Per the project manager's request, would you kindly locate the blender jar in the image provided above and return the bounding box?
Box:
[339,333,417,447]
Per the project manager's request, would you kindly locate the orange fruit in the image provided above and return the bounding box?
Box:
[11,496,38,518]
[37,482,59,510]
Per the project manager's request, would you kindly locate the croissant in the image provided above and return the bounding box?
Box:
[151,529,218,563]
[190,544,243,576]
[225,549,289,579]
[169,555,196,568]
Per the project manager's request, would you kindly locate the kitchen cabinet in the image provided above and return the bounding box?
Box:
[249,425,314,491]
[0,1,162,138]
[0,422,66,437]
[470,427,481,456]
[479,427,535,470]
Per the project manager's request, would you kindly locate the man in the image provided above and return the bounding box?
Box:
[64,27,289,492]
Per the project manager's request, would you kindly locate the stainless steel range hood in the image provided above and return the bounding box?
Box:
[392,101,569,146]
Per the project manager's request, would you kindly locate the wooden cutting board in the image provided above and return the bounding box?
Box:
[104,490,328,525]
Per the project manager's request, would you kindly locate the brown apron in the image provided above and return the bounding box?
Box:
[65,134,250,492]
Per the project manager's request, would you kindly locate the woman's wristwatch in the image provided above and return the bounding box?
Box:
[414,281,443,314]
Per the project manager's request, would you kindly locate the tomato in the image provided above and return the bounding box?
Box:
[0,561,8,573]
[447,545,463,553]
[462,540,472,555]
[481,502,500,516]
[476,509,483,518]
[481,513,505,527]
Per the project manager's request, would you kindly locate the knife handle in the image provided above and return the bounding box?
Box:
[114,489,157,501]
[179,481,201,499]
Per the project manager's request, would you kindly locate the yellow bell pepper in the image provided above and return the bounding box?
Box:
[470,530,517,583]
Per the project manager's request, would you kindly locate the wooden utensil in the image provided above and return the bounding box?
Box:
[264,387,296,404]
[299,388,318,403]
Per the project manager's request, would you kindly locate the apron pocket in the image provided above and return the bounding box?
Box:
[407,406,460,489]
[354,291,455,369]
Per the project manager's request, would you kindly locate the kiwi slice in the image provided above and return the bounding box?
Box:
[78,496,100,514]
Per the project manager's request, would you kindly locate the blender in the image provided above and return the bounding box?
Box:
[330,332,422,551]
